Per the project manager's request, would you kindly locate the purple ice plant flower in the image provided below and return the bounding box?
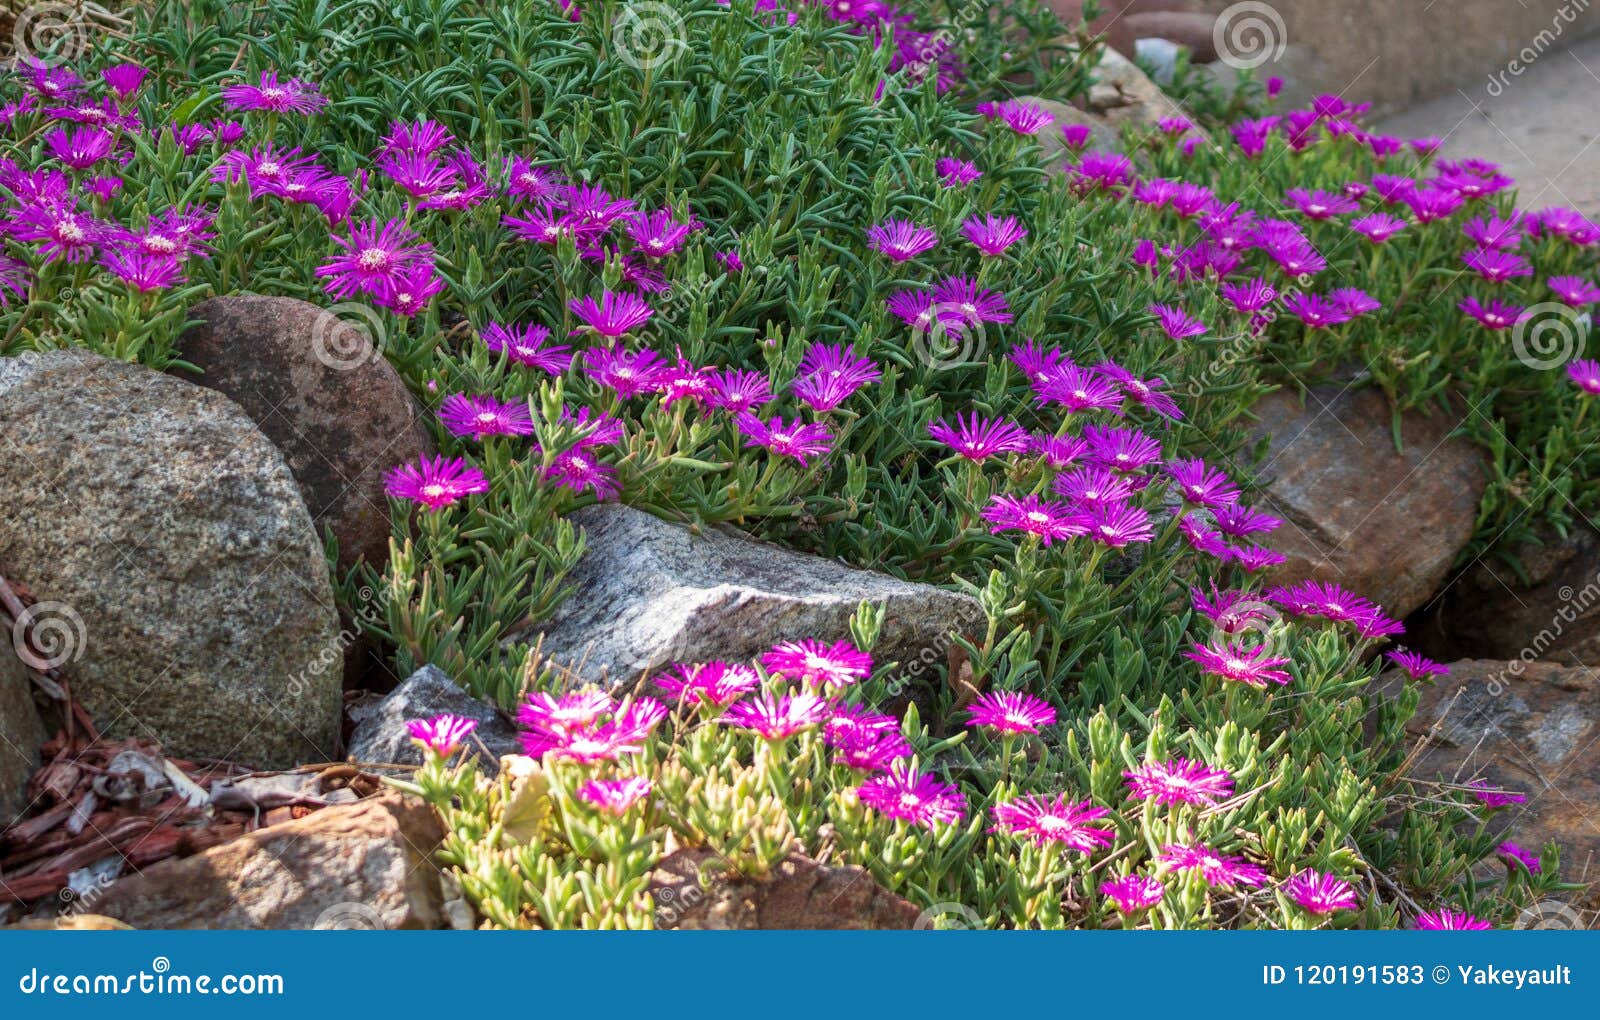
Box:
[1069,152,1135,193]
[542,446,619,500]
[1385,649,1450,681]
[101,250,184,291]
[792,342,881,411]
[935,157,981,187]
[1165,458,1240,508]
[1101,875,1165,912]
[720,691,832,740]
[867,218,939,261]
[481,322,572,374]
[1350,212,1408,244]
[438,394,534,440]
[1549,276,1600,306]
[1497,841,1541,873]
[1034,363,1124,414]
[406,714,478,756]
[569,291,654,338]
[1124,757,1234,806]
[1220,277,1279,314]
[1469,782,1527,808]
[1096,362,1183,421]
[1054,465,1137,509]
[762,639,873,689]
[1330,288,1382,318]
[316,217,432,301]
[1567,359,1600,395]
[1285,188,1357,219]
[384,454,491,510]
[961,213,1027,256]
[990,794,1113,852]
[982,493,1089,546]
[1084,424,1163,472]
[1463,247,1533,284]
[965,691,1056,735]
[735,412,834,466]
[928,412,1030,461]
[1415,910,1492,931]
[1158,843,1269,889]
[1186,640,1293,688]
[45,126,115,169]
[101,63,149,101]
[585,346,669,398]
[1082,502,1155,549]
[1060,123,1093,150]
[1459,296,1523,330]
[577,777,653,816]
[978,98,1054,135]
[1283,870,1358,915]
[625,208,701,259]
[222,70,327,114]
[1283,292,1353,329]
[857,762,966,829]
[1148,303,1207,340]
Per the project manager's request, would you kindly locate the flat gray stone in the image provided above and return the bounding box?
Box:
[0,350,342,770]
[346,665,520,772]
[529,504,984,689]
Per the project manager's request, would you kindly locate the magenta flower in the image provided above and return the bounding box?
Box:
[1350,212,1408,244]
[830,728,913,771]
[1283,869,1358,915]
[1085,424,1162,472]
[735,412,834,466]
[1416,910,1492,930]
[1149,303,1206,340]
[559,183,637,227]
[936,157,981,187]
[1069,152,1135,193]
[520,695,666,763]
[867,219,939,261]
[1031,433,1090,468]
[482,322,572,374]
[1230,116,1278,157]
[222,71,327,114]
[1159,844,1268,889]
[1178,514,1231,560]
[1102,875,1165,912]
[624,208,700,259]
[1166,458,1240,508]
[1219,277,1278,314]
[1035,363,1124,414]
[577,776,653,816]
[762,639,873,689]
[961,213,1027,256]
[1497,841,1541,873]
[1385,649,1450,681]
[585,345,669,398]
[931,275,1012,324]
[858,763,965,829]
[1186,640,1292,688]
[1082,502,1155,549]
[1469,781,1527,808]
[1283,293,1352,329]
[965,691,1056,735]
[1054,466,1136,509]
[504,156,563,202]
[703,368,772,413]
[982,493,1089,546]
[1549,276,1600,306]
[1330,288,1381,317]
[1061,123,1093,150]
[316,218,432,301]
[825,704,902,746]
[1567,359,1600,395]
[990,794,1113,852]
[792,342,881,411]
[1191,587,1276,635]
[542,447,619,500]
[45,126,115,170]
[1212,502,1282,538]
[1285,188,1358,219]
[1463,247,1533,284]
[102,251,184,292]
[0,256,29,306]
[928,412,1030,461]
[721,691,831,740]
[1461,214,1524,250]
[384,454,490,510]
[406,714,478,756]
[979,98,1054,135]
[1096,363,1183,421]
[10,204,99,264]
[1124,757,1234,806]
[101,63,149,100]
[569,291,653,338]
[1268,581,1392,634]
[438,394,534,440]
[1406,186,1466,223]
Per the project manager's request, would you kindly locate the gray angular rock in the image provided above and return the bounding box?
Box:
[1249,382,1486,620]
[530,504,984,689]
[347,665,520,771]
[0,350,342,769]
[176,295,433,575]
[0,648,44,827]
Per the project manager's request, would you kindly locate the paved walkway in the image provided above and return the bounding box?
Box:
[1376,32,1600,215]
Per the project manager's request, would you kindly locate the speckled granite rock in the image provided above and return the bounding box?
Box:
[0,350,342,769]
[1249,383,1485,619]
[347,665,520,772]
[176,295,432,574]
[0,648,44,827]
[530,504,984,690]
[650,848,921,930]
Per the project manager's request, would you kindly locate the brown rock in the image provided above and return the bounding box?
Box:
[1249,382,1485,619]
[1416,528,1600,667]
[1087,47,1183,127]
[177,295,433,574]
[92,793,445,930]
[1381,659,1599,914]
[649,848,922,930]
[0,647,44,827]
[2,915,132,931]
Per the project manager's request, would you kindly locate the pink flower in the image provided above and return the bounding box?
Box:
[577,777,653,816]
[316,218,432,302]
[965,691,1056,735]
[1102,875,1165,912]
[936,157,981,187]
[1158,843,1268,889]
[1149,303,1207,340]
[519,694,666,763]
[482,322,572,374]
[762,639,873,689]
[928,412,1030,461]
[961,214,1027,256]
[721,692,831,740]
[1124,757,1234,806]
[406,714,478,755]
[978,98,1054,135]
[1350,212,1407,243]
[1469,782,1527,808]
[1185,640,1292,688]
[858,762,966,829]
[1415,910,1492,930]
[1568,359,1600,395]
[1385,649,1450,681]
[1497,841,1541,873]
[222,70,327,114]
[982,493,1089,546]
[791,342,881,411]
[990,794,1113,852]
[438,394,534,440]
[867,219,939,261]
[585,346,669,398]
[655,661,760,707]
[735,413,834,466]
[384,455,490,510]
[1283,869,1358,915]
[569,290,653,338]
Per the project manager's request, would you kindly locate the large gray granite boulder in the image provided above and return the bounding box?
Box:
[0,350,343,769]
[346,665,520,772]
[529,504,984,689]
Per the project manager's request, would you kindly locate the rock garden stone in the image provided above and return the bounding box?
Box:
[529,504,984,690]
[649,847,922,930]
[346,664,520,772]
[1249,382,1486,619]
[0,350,343,770]
[91,792,445,929]
[177,295,434,575]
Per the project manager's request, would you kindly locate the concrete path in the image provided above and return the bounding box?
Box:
[1376,33,1600,216]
